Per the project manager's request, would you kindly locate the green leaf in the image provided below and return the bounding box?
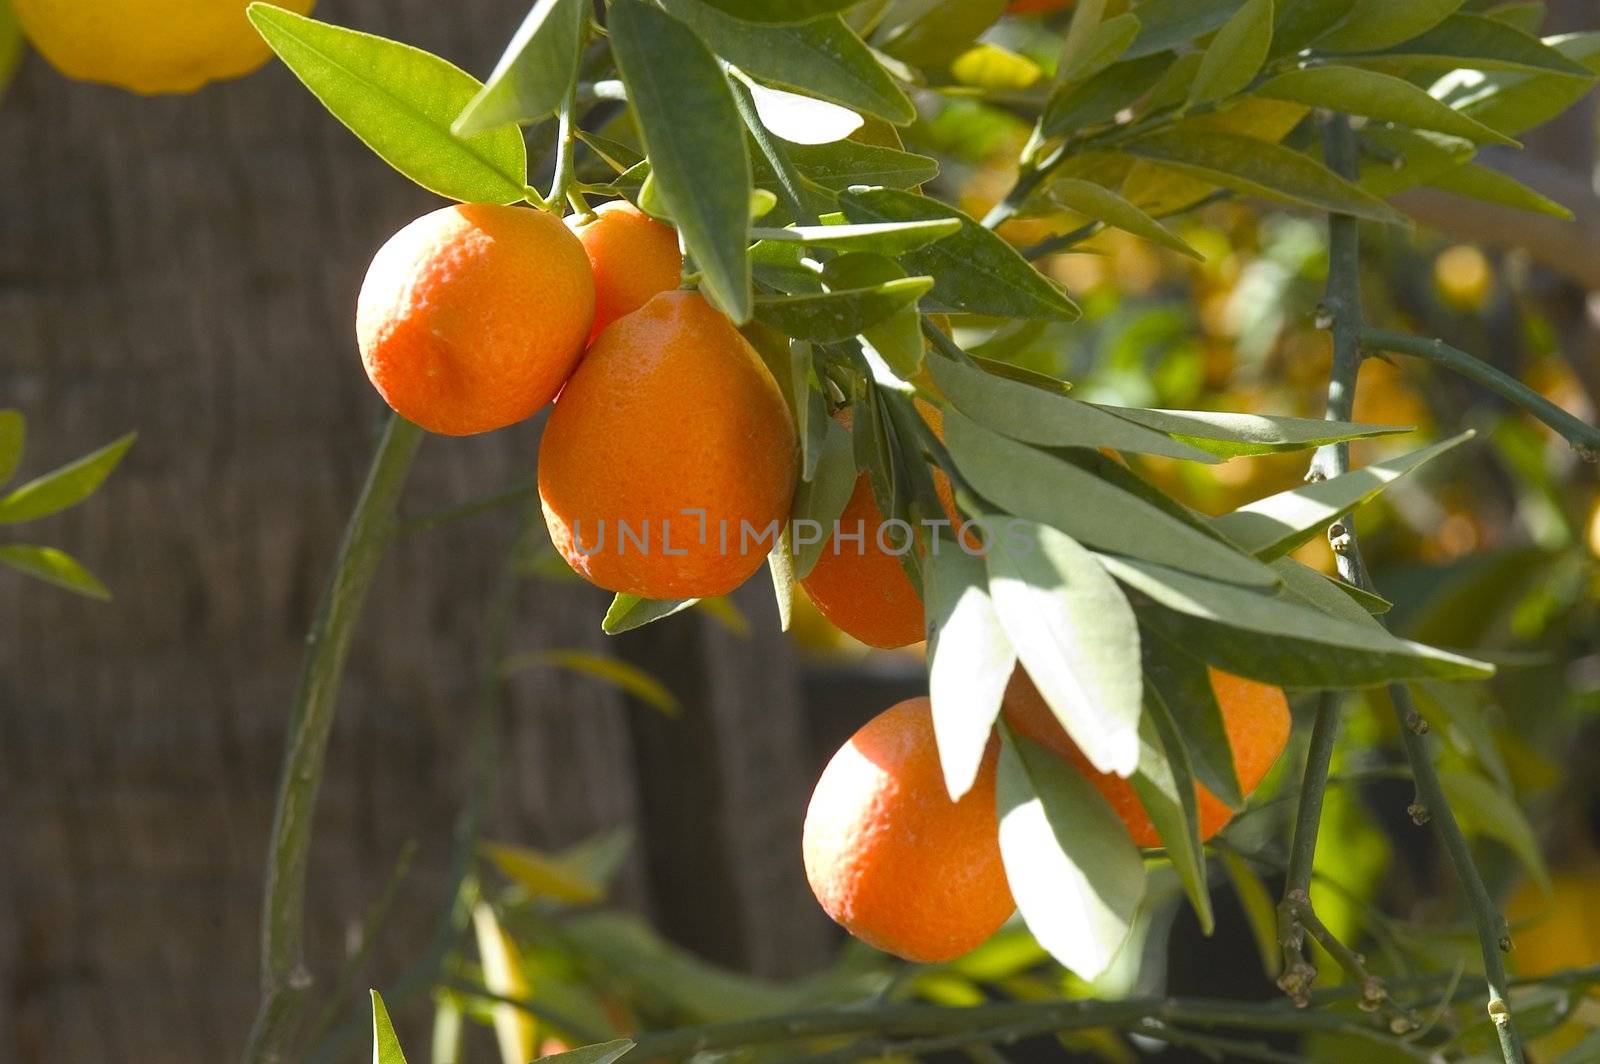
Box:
[1133,693,1214,934]
[1042,52,1169,138]
[453,0,586,135]
[0,409,23,487]
[791,419,857,578]
[0,0,21,106]
[658,0,915,125]
[1142,631,1242,809]
[1039,178,1201,259]
[1222,851,1284,979]
[1210,431,1472,559]
[823,254,926,378]
[838,188,1080,321]
[1312,0,1465,53]
[0,431,134,525]
[1355,126,1475,198]
[1426,161,1573,218]
[503,649,681,714]
[1125,128,1406,225]
[783,140,939,190]
[742,79,864,145]
[997,728,1146,980]
[1188,0,1273,108]
[1434,32,1600,138]
[1345,13,1596,77]
[611,0,752,321]
[371,990,410,1064]
[1272,556,1387,631]
[1055,0,1108,82]
[535,1040,636,1064]
[0,544,110,600]
[1125,0,1243,60]
[694,0,863,21]
[246,5,527,203]
[754,276,932,341]
[768,528,796,631]
[1057,12,1143,86]
[1255,65,1517,145]
[1438,768,1550,894]
[481,839,613,903]
[987,521,1142,777]
[878,0,1007,72]
[793,342,832,480]
[1095,406,1409,457]
[753,218,961,255]
[602,593,697,634]
[1101,556,1494,686]
[944,411,1277,587]
[925,545,1015,800]
[928,357,1219,462]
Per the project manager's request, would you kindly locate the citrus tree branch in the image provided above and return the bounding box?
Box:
[1361,328,1600,459]
[244,413,425,1063]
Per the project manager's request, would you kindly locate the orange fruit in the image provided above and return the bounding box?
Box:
[538,290,797,599]
[800,404,960,649]
[571,200,684,341]
[803,697,1015,962]
[1006,0,1075,15]
[1002,666,1290,847]
[356,203,594,436]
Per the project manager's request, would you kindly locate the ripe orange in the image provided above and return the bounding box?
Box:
[571,200,684,341]
[803,697,1015,962]
[1006,0,1075,14]
[356,203,594,436]
[1002,666,1290,847]
[800,404,960,649]
[538,290,798,599]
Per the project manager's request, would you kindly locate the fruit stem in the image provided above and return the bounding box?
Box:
[243,413,424,1064]
[549,77,582,215]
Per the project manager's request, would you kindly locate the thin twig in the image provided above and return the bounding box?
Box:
[398,480,537,537]
[243,413,425,1063]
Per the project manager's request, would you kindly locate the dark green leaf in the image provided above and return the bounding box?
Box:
[1125,128,1407,225]
[784,140,939,190]
[1273,557,1387,631]
[929,356,1220,462]
[1222,851,1284,979]
[1057,12,1142,86]
[0,409,22,487]
[1101,555,1494,685]
[602,593,697,634]
[1042,52,1170,138]
[1210,432,1472,558]
[611,0,752,321]
[371,990,410,1064]
[822,254,925,377]
[944,411,1277,586]
[791,418,857,578]
[987,521,1142,776]
[997,728,1146,979]
[0,544,110,600]
[658,0,915,124]
[878,0,1007,71]
[246,5,528,203]
[1271,0,1349,57]
[752,218,960,255]
[1256,65,1517,145]
[1341,13,1595,77]
[1188,0,1273,108]
[926,545,1015,799]
[1143,630,1242,808]
[1134,693,1214,933]
[1125,0,1242,60]
[838,188,1081,320]
[1096,405,1409,457]
[453,0,586,135]
[693,0,863,22]
[1312,0,1465,53]
[0,431,134,525]
[794,342,831,481]
[1439,768,1550,893]
[754,276,931,341]
[536,1039,637,1064]
[1039,178,1202,258]
[1427,161,1573,218]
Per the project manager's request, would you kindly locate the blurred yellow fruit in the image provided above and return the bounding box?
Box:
[13,0,314,94]
[1587,498,1600,559]
[1506,863,1600,1060]
[1433,245,1492,313]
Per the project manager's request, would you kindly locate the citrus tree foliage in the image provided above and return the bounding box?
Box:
[242,0,1600,1060]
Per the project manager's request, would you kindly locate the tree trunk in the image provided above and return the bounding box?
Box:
[0,3,825,1060]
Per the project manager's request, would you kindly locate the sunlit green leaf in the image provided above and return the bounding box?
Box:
[471,902,536,1064]
[1097,406,1409,457]
[1039,178,1202,258]
[0,0,23,105]
[1133,693,1214,934]
[1426,161,1573,218]
[611,0,752,321]
[1434,32,1600,138]
[1343,13,1595,77]
[246,5,528,203]
[536,1040,636,1064]
[370,990,409,1064]
[0,544,110,600]
[997,728,1146,979]
[755,276,931,341]
[0,409,23,487]
[481,840,609,903]
[1256,65,1517,145]
[602,594,697,634]
[779,140,940,190]
[453,0,586,135]
[1188,0,1272,108]
[987,521,1142,776]
[926,545,1015,800]
[0,431,134,525]
[754,219,959,255]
